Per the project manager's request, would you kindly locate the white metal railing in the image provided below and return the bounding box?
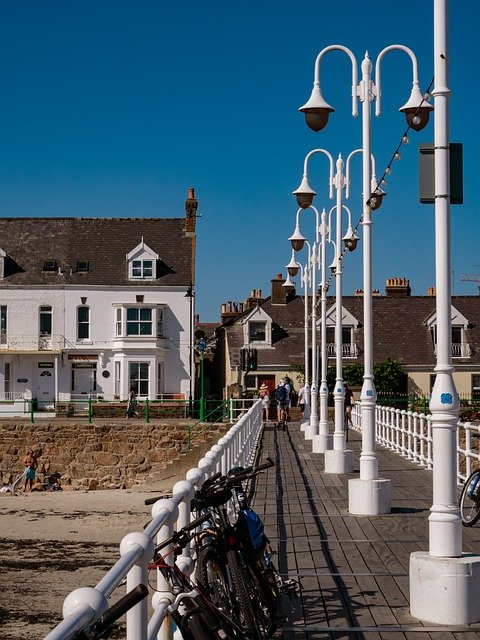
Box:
[45,399,263,640]
[352,403,480,484]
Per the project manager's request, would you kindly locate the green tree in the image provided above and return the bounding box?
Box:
[372,358,404,395]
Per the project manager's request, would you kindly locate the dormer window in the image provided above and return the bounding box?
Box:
[325,305,359,358]
[242,307,272,348]
[426,305,471,358]
[127,239,159,280]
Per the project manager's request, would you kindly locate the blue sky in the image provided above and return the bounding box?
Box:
[0,1,476,322]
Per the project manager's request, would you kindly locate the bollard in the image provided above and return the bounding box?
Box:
[145,398,150,423]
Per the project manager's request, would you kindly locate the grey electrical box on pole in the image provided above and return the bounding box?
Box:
[419,143,463,204]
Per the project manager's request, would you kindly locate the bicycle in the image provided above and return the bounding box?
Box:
[74,583,149,639]
[459,468,480,527]
[150,511,248,640]
[191,458,297,640]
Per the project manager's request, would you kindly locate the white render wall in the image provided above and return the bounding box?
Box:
[0,285,191,401]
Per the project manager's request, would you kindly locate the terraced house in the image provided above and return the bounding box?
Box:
[0,189,198,410]
[212,276,480,401]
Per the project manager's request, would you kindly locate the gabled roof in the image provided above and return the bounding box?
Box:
[219,294,480,369]
[0,217,192,287]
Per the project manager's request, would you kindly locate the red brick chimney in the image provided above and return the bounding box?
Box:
[185,187,198,234]
[385,277,411,298]
[271,274,287,305]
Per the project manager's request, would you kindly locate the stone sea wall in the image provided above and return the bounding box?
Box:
[0,420,227,490]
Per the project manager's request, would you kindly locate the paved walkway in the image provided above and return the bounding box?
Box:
[250,421,480,640]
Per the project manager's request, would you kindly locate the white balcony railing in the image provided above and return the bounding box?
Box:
[434,343,471,358]
[327,343,358,358]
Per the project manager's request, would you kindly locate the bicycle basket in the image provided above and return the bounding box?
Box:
[235,508,267,559]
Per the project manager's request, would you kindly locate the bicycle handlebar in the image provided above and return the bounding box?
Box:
[191,457,275,510]
[75,583,148,639]
[154,512,211,555]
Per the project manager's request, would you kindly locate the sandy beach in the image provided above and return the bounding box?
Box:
[0,479,179,639]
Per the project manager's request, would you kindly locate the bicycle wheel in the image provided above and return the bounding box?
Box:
[256,562,284,630]
[197,546,232,611]
[244,564,281,638]
[460,469,480,527]
[227,549,262,640]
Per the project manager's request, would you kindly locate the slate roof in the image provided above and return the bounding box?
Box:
[221,294,480,370]
[0,217,192,287]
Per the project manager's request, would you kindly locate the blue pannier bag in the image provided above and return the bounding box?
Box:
[236,508,267,559]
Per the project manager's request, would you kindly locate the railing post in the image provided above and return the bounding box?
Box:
[412,412,419,463]
[464,422,472,481]
[87,397,92,424]
[407,411,413,460]
[145,399,150,424]
[120,531,154,640]
[30,399,35,424]
[153,499,179,640]
[426,415,433,470]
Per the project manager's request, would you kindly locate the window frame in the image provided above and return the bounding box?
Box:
[39,306,52,337]
[77,305,90,341]
[114,305,166,339]
[129,361,150,397]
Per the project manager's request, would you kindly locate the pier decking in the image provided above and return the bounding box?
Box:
[251,422,480,639]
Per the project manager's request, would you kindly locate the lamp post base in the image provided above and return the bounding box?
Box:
[312,433,332,453]
[410,552,480,624]
[304,423,317,440]
[348,478,391,515]
[324,449,354,474]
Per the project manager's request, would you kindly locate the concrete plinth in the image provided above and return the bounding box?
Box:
[304,424,317,440]
[348,478,391,515]
[410,551,480,624]
[300,421,308,432]
[324,449,354,474]
[312,434,333,453]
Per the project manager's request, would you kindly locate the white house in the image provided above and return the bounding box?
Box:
[0,190,198,407]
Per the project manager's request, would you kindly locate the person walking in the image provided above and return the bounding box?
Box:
[126,387,139,418]
[297,383,306,417]
[284,376,293,421]
[344,383,355,441]
[274,380,288,429]
[259,381,270,423]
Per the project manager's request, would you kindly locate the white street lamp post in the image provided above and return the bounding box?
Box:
[289,207,321,438]
[314,208,330,452]
[286,251,310,423]
[410,0,480,624]
[293,151,359,467]
[300,43,432,513]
